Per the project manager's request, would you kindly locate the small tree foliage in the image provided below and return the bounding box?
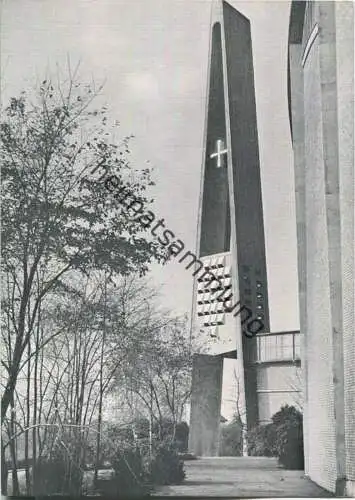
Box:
[247,405,304,470]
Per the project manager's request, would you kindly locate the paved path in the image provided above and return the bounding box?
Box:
[153,457,333,497]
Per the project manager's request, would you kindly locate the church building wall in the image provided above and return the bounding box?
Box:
[335,2,355,496]
[303,8,337,489]
[288,1,354,494]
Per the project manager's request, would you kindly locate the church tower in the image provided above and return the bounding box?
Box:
[188,1,270,456]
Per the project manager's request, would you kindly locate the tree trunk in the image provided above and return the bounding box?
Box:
[1,440,8,495]
[94,275,107,485]
[9,401,19,496]
[25,340,31,493]
[32,322,39,493]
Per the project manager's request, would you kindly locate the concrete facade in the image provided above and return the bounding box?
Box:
[188,354,224,457]
[256,362,302,423]
[188,0,269,456]
[189,1,303,457]
[288,1,354,495]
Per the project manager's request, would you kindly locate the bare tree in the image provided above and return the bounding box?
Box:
[1,67,166,494]
[0,67,161,424]
[232,368,248,457]
[118,313,201,444]
[286,366,303,412]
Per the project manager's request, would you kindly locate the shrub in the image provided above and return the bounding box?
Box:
[247,405,304,470]
[33,449,83,495]
[149,440,185,485]
[137,418,189,453]
[134,417,150,439]
[219,417,243,456]
[272,405,304,470]
[109,445,149,496]
[97,423,187,494]
[247,423,276,457]
[90,421,136,467]
[175,422,189,452]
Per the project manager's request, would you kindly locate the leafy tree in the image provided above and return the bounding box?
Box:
[1,71,162,422]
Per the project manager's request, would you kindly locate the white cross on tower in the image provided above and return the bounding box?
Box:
[210,139,228,168]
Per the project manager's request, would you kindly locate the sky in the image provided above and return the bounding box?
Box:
[1,0,300,332]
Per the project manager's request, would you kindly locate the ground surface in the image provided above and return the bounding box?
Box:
[153,456,333,497]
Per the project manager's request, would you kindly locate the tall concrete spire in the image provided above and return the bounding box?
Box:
[189,0,269,457]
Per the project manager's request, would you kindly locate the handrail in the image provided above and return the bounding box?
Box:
[256,330,300,338]
[255,331,301,363]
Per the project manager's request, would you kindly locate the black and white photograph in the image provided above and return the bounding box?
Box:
[1,0,354,498]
